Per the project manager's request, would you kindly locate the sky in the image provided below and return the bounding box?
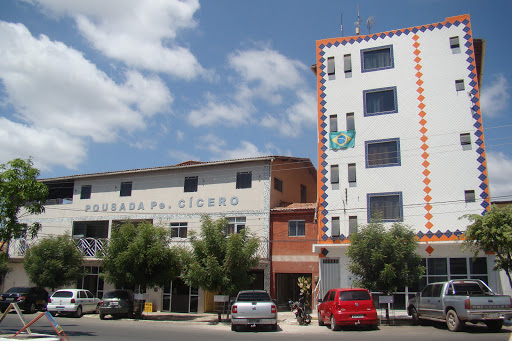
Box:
[0,0,511,201]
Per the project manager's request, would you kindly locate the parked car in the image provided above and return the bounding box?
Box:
[317,288,378,331]
[99,289,143,319]
[231,290,277,331]
[47,289,101,318]
[0,287,48,314]
[408,279,512,332]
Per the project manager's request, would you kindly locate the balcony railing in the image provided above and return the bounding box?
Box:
[73,238,108,258]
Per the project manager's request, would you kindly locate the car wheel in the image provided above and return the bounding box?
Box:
[446,309,464,332]
[330,315,341,331]
[485,320,503,332]
[25,302,36,314]
[271,323,277,331]
[99,313,106,320]
[318,311,325,326]
[231,324,238,332]
[75,306,83,318]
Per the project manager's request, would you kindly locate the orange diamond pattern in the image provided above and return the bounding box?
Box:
[425,245,434,255]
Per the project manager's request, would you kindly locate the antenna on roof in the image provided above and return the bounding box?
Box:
[354,4,362,35]
[341,13,344,37]
[367,15,376,34]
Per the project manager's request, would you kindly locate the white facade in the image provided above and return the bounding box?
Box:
[6,156,317,313]
[313,15,508,307]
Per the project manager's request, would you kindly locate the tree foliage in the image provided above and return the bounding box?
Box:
[462,205,512,289]
[23,235,84,291]
[0,252,9,286]
[0,158,48,247]
[181,215,260,295]
[346,221,424,294]
[102,221,181,289]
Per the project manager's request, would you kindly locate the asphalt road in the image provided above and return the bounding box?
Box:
[1,313,511,341]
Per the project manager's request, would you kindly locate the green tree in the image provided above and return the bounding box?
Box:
[23,235,84,291]
[0,252,10,286]
[181,215,260,295]
[102,221,181,289]
[462,205,512,289]
[0,158,48,250]
[346,221,425,294]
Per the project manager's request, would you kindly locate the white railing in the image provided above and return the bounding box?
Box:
[73,238,108,258]
[7,238,31,257]
[168,237,269,259]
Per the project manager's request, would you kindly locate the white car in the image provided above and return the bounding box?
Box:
[47,289,100,317]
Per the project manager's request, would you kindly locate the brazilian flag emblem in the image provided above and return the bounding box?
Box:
[330,130,356,149]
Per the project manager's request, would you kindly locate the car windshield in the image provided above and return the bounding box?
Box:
[339,291,371,301]
[52,291,73,298]
[103,290,130,299]
[237,292,271,302]
[5,287,30,294]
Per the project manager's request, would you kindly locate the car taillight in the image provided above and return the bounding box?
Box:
[18,295,26,301]
[232,305,237,314]
[126,299,129,305]
[71,298,75,303]
[464,299,470,309]
[100,301,104,306]
[48,298,52,303]
[271,304,276,313]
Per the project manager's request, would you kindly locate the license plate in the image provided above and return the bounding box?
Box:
[110,302,119,306]
[57,306,65,310]
[6,298,14,301]
[352,315,364,319]
[486,313,499,319]
[248,319,261,323]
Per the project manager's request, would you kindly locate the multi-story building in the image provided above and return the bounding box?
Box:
[6,156,316,313]
[311,14,508,308]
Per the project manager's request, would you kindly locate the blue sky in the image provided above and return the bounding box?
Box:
[0,0,510,200]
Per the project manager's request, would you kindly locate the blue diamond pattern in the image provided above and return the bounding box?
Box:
[437,23,444,29]
[340,235,346,242]
[467,57,475,63]
[321,161,328,167]
[420,26,427,32]
[475,139,483,146]
[319,71,326,78]
[319,57,325,63]
[412,28,418,34]
[321,185,328,191]
[476,147,484,155]
[417,231,424,239]
[320,78,326,84]
[319,44,325,49]
[465,41,472,48]
[478,174,487,181]
[320,93,326,99]
[321,193,328,200]
[435,230,443,238]
[462,19,470,26]
[349,38,355,44]
[364,36,371,41]
[445,22,452,28]
[357,37,363,43]
[454,229,462,237]
[428,25,435,31]
[465,48,473,55]
[479,183,488,190]
[320,122,327,129]
[472,105,480,112]
[321,225,328,232]
[334,41,340,47]
[475,130,482,137]
[481,192,489,200]
[473,121,482,129]
[321,137,327,144]
[372,35,378,40]
[326,42,332,48]
[426,230,434,239]
[481,200,489,207]
[470,89,478,96]
[445,230,453,238]
[469,80,477,87]
[454,20,460,26]
[478,165,486,172]
[321,168,328,175]
[469,72,476,79]
[404,29,411,34]
[467,64,475,71]
[342,40,347,46]
[396,30,402,36]
[477,156,485,163]
[322,217,328,224]
[321,234,329,241]
[320,100,327,106]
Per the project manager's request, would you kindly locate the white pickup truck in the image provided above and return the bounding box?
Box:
[408,279,512,332]
[230,290,277,331]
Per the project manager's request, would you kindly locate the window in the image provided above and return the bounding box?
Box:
[327,56,335,75]
[367,192,403,222]
[361,45,394,72]
[460,133,471,145]
[331,217,340,237]
[120,182,132,197]
[80,185,91,200]
[346,112,355,131]
[236,172,252,189]
[226,217,246,234]
[344,54,352,73]
[330,165,339,184]
[349,216,358,235]
[274,177,283,192]
[184,176,198,193]
[301,184,307,203]
[450,36,460,53]
[288,220,306,237]
[348,163,356,183]
[170,222,188,238]
[465,190,476,203]
[329,115,338,133]
[365,138,400,168]
[455,79,465,91]
[364,87,398,116]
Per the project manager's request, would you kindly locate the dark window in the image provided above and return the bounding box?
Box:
[460,133,471,145]
[344,54,352,73]
[431,284,443,297]
[465,190,476,203]
[361,45,393,72]
[364,87,397,116]
[470,257,488,275]
[236,172,252,189]
[450,36,460,49]
[367,192,403,222]
[348,163,356,183]
[73,221,109,239]
[184,176,198,193]
[331,165,339,184]
[328,291,336,301]
[52,291,73,298]
[274,177,283,192]
[331,217,340,237]
[236,292,271,302]
[329,115,338,133]
[338,290,371,301]
[366,138,400,167]
[289,220,306,237]
[421,285,433,297]
[170,222,188,238]
[80,185,91,200]
[79,291,87,299]
[346,112,355,131]
[348,216,358,235]
[301,184,307,203]
[327,56,335,75]
[428,258,447,276]
[120,182,132,197]
[455,79,465,91]
[450,258,467,275]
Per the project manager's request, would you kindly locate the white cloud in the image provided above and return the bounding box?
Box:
[0,21,172,168]
[25,0,206,79]
[168,150,198,163]
[188,92,252,127]
[486,151,512,201]
[217,141,265,160]
[480,74,510,118]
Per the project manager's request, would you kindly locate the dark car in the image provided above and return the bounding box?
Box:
[99,289,142,319]
[0,287,49,314]
[318,288,378,331]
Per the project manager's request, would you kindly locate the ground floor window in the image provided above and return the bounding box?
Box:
[77,266,104,298]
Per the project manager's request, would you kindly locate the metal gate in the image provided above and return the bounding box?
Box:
[319,258,340,299]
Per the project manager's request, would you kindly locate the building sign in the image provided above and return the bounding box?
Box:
[85,196,239,212]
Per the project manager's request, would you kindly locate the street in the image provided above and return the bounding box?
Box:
[0,313,511,341]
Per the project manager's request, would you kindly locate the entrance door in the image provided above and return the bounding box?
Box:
[320,258,340,299]
[276,273,312,310]
[162,278,198,313]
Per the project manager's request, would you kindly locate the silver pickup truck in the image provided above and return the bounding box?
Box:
[407,279,512,332]
[230,290,277,331]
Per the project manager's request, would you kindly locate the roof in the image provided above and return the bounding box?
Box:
[40,155,314,182]
[271,203,317,211]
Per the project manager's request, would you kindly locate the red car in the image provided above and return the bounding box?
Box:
[317,288,378,331]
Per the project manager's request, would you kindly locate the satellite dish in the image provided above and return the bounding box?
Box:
[367,15,376,34]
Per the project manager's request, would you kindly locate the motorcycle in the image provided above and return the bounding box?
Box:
[288,296,312,325]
